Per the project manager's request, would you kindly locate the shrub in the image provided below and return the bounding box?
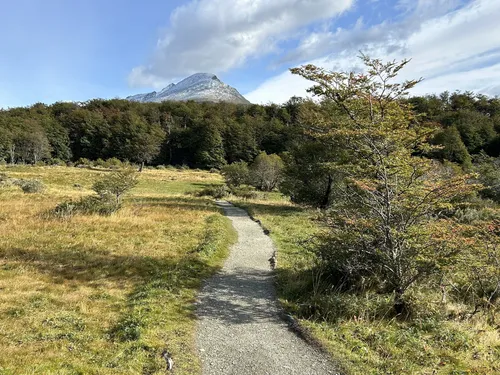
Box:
[48,158,66,166]
[155,165,166,170]
[94,158,106,167]
[230,185,258,199]
[51,201,78,219]
[75,158,93,168]
[77,194,121,216]
[221,161,249,187]
[104,157,122,169]
[92,170,138,204]
[19,179,45,194]
[196,184,230,199]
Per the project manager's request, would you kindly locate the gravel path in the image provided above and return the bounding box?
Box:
[196,201,338,375]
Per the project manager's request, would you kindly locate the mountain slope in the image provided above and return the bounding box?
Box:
[127,73,250,104]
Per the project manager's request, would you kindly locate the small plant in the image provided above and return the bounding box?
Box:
[92,170,138,204]
[75,158,93,168]
[103,157,122,169]
[196,184,230,199]
[51,201,78,219]
[230,186,258,199]
[19,179,45,194]
[77,194,120,216]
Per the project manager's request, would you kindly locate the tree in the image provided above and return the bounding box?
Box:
[221,161,250,187]
[432,126,472,167]
[291,56,479,314]
[250,152,284,191]
[92,170,138,204]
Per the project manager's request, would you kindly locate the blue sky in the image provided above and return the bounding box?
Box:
[1,0,499,107]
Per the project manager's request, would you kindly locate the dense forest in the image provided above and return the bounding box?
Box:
[0,91,498,170]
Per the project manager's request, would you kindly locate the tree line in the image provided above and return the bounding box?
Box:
[0,90,498,171]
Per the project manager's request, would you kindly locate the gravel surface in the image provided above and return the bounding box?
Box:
[196,201,338,375]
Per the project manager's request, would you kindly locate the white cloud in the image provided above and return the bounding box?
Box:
[129,0,354,88]
[247,0,500,103]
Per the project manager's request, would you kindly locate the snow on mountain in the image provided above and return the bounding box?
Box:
[127,73,250,104]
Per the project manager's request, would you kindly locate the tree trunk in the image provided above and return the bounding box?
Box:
[394,287,406,316]
[138,161,144,172]
[320,175,333,209]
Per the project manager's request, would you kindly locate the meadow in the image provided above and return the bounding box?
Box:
[233,196,500,375]
[0,166,234,375]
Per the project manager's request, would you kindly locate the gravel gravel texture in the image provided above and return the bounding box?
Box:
[196,201,339,375]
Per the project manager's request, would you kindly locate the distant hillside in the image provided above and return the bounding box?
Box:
[127,73,250,104]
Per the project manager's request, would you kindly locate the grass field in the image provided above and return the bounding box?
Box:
[0,166,234,375]
[233,196,500,375]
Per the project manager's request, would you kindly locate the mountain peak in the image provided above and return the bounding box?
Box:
[127,73,249,104]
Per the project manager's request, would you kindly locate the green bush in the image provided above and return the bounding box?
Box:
[221,161,249,187]
[75,158,93,168]
[103,157,122,169]
[19,179,45,194]
[52,201,78,219]
[230,185,258,199]
[196,184,229,199]
[92,170,138,204]
[48,158,66,166]
[77,194,120,216]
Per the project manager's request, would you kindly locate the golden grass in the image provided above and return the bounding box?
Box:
[0,166,231,375]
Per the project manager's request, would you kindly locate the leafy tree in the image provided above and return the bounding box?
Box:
[250,152,284,191]
[291,56,479,314]
[92,170,138,204]
[221,161,250,187]
[432,126,472,167]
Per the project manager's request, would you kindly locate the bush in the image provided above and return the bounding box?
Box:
[103,157,122,169]
[51,194,120,219]
[77,194,121,216]
[221,161,249,187]
[52,201,78,219]
[75,158,93,168]
[92,170,138,204]
[155,165,166,170]
[196,184,230,199]
[230,185,258,199]
[48,158,66,166]
[19,179,45,194]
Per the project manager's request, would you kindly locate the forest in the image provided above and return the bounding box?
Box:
[0,88,498,170]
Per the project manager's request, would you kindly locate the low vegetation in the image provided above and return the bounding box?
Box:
[0,165,234,374]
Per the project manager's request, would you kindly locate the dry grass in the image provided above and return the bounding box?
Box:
[0,166,232,375]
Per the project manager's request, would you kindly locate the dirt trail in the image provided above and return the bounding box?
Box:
[196,201,338,375]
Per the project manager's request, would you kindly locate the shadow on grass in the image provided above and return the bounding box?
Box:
[130,196,217,212]
[1,244,217,291]
[236,201,306,217]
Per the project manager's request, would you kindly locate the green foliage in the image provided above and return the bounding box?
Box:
[250,152,284,191]
[433,126,472,167]
[291,56,480,314]
[473,153,500,203]
[19,179,45,194]
[230,185,258,199]
[92,170,138,204]
[196,184,230,199]
[221,161,249,187]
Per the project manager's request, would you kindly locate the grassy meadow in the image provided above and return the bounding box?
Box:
[0,166,234,375]
[233,196,500,375]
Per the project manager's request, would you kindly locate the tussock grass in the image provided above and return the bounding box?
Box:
[0,166,231,374]
[234,197,500,375]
